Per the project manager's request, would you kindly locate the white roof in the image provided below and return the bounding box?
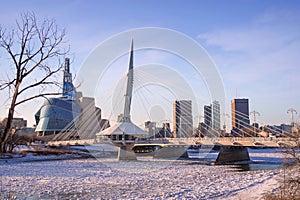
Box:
[96,122,149,136]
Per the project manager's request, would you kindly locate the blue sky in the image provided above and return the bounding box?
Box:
[0,0,299,127]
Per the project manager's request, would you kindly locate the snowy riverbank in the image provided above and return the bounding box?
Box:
[0,148,285,199]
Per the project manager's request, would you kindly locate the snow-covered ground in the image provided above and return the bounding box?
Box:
[0,148,286,199]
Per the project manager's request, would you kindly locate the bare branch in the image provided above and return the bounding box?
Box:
[15,92,62,106]
[17,65,62,95]
[0,30,19,72]
[0,78,16,90]
[15,83,80,106]
[17,13,37,76]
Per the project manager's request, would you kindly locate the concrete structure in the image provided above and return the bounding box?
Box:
[173,100,193,138]
[216,146,250,163]
[75,93,103,138]
[153,145,189,159]
[231,98,250,135]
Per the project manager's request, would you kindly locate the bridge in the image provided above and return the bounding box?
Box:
[47,137,299,147]
[47,136,299,163]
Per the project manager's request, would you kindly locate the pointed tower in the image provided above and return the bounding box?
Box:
[96,39,149,160]
[63,58,76,99]
[122,39,134,122]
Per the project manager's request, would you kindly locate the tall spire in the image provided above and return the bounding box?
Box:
[62,58,76,99]
[122,39,134,122]
[128,39,134,71]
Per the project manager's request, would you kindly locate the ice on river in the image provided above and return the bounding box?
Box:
[0,148,284,199]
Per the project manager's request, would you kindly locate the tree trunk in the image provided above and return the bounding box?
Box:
[1,108,14,153]
[1,82,20,153]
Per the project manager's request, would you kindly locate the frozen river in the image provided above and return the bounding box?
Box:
[0,148,285,199]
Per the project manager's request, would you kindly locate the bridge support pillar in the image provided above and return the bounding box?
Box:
[154,145,189,159]
[216,146,250,164]
[118,145,137,160]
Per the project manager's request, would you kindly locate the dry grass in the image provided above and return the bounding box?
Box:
[19,148,71,156]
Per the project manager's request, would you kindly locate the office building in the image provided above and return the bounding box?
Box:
[231,98,250,133]
[204,105,212,129]
[173,100,193,138]
[212,100,221,131]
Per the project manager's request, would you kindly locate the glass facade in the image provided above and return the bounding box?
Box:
[35,97,81,135]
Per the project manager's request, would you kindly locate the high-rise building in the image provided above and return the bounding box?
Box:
[212,100,221,131]
[204,105,212,129]
[231,99,250,133]
[173,100,193,138]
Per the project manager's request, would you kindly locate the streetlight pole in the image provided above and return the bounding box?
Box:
[287,108,297,127]
[250,110,260,136]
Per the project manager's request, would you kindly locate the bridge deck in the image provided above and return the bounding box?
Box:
[47,137,299,148]
[162,137,298,147]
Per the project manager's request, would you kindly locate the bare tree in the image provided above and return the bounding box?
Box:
[0,12,68,153]
[263,126,300,200]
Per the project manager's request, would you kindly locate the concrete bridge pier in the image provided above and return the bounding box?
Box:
[216,146,250,164]
[153,145,189,159]
[118,145,137,160]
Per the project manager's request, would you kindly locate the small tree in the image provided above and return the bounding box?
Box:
[0,12,68,153]
[263,126,300,200]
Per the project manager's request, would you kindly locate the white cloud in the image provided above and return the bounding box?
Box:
[198,26,299,56]
[197,8,300,125]
[198,8,300,83]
